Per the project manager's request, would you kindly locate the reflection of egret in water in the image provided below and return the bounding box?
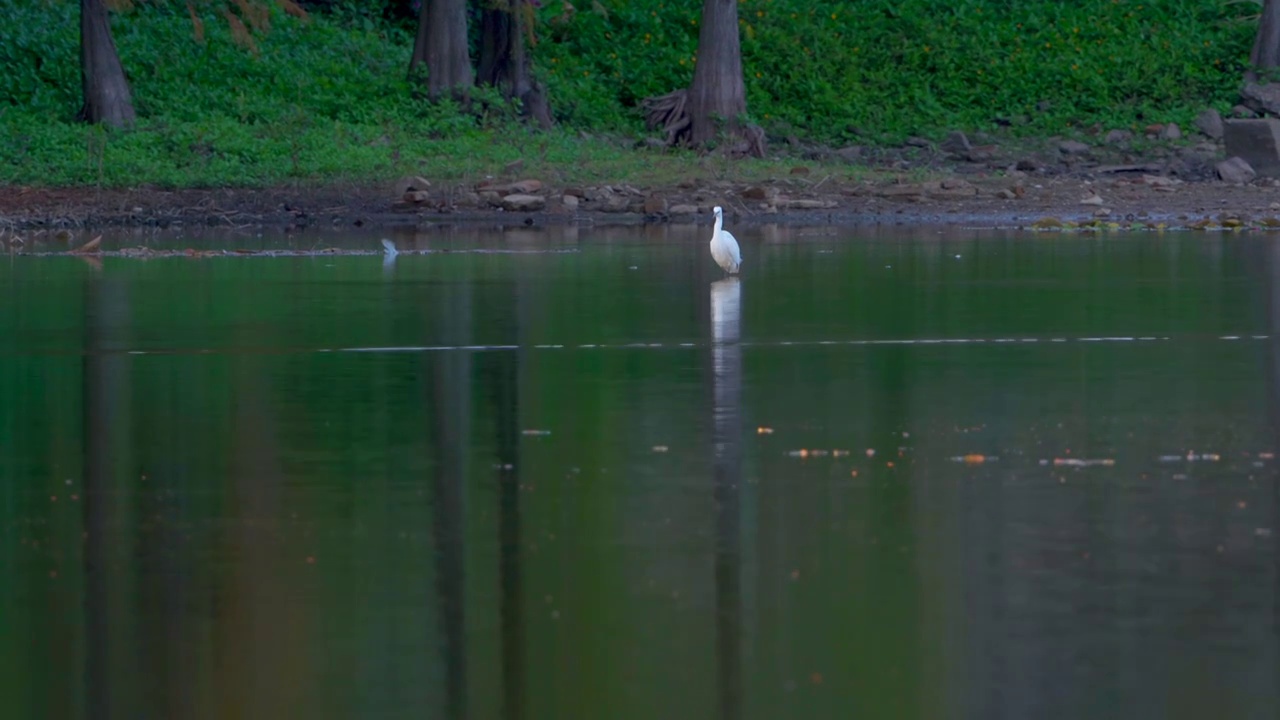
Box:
[429,281,471,720]
[709,277,743,720]
[381,238,398,275]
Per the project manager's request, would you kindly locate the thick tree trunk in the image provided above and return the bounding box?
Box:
[477,0,552,129]
[688,0,745,146]
[79,0,135,127]
[1252,0,1280,79]
[410,0,473,102]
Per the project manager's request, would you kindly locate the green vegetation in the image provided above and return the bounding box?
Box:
[0,0,1261,188]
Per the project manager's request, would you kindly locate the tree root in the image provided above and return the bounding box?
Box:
[641,88,767,158]
[642,89,692,146]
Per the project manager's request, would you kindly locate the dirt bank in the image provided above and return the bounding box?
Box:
[4,167,1280,237]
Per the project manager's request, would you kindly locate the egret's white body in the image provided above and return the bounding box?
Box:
[709,206,741,274]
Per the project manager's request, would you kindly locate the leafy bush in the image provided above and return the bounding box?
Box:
[0,0,1265,187]
[536,0,1257,142]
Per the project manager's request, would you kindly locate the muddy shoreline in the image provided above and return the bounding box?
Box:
[4,174,1280,237]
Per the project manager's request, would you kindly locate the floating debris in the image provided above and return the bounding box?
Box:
[757,427,774,435]
[1256,528,1273,538]
[1157,452,1221,462]
[865,448,876,458]
[521,429,551,436]
[1043,458,1115,467]
[832,450,850,457]
[949,454,995,464]
[651,445,669,453]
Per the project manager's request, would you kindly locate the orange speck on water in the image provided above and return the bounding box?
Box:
[850,470,859,478]
[306,556,317,565]
[963,454,986,464]
[886,461,895,468]
[865,449,876,458]
[810,672,824,685]
[757,426,774,435]
[1237,501,1248,510]
[790,569,800,581]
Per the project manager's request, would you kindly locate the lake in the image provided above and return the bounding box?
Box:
[2,223,1278,719]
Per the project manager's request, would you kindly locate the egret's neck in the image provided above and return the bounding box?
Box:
[713,214,723,236]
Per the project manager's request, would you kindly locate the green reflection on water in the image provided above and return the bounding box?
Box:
[1,228,1278,720]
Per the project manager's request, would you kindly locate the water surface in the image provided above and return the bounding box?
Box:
[2,225,1278,719]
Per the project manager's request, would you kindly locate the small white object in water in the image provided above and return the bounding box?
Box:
[380,238,398,257]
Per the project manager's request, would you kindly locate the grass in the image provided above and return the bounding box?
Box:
[0,0,1264,190]
[1,112,887,189]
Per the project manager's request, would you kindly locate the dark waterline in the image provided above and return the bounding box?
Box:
[2,226,1278,719]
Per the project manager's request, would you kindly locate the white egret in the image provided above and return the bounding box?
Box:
[709,206,741,275]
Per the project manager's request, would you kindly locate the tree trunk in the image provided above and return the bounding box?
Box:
[79,0,135,127]
[688,0,746,146]
[1252,0,1280,79]
[477,0,552,128]
[410,0,473,102]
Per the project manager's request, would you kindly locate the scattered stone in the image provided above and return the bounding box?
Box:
[1105,129,1133,146]
[514,179,544,194]
[643,194,668,215]
[1016,159,1039,172]
[1141,174,1180,187]
[905,136,931,148]
[562,194,579,210]
[563,186,586,198]
[878,184,927,199]
[1195,109,1224,140]
[403,190,431,204]
[1160,123,1182,141]
[501,194,545,212]
[642,137,666,150]
[789,166,811,176]
[1093,209,1112,218]
[1059,140,1091,155]
[940,131,971,158]
[780,199,834,210]
[996,189,1017,200]
[966,145,997,162]
[1095,163,1161,174]
[741,186,772,200]
[835,146,864,163]
[928,180,978,198]
[1232,104,1257,119]
[480,191,503,208]
[1241,81,1280,117]
[503,159,524,175]
[396,176,432,196]
[1031,217,1064,229]
[1216,156,1257,185]
[676,179,697,190]
[1224,119,1280,176]
[669,204,698,215]
[1080,194,1105,205]
[601,195,631,213]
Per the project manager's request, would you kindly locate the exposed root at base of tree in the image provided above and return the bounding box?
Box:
[642,88,767,159]
[642,89,692,146]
